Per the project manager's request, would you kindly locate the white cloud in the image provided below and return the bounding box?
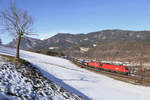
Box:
[31,32,56,40]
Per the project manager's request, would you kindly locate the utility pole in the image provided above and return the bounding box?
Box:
[140,57,143,84]
[139,43,144,84]
[137,43,144,84]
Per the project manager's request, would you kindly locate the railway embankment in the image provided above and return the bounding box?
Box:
[70,59,150,87]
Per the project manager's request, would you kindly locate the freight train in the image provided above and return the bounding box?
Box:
[65,56,129,75]
[88,61,129,75]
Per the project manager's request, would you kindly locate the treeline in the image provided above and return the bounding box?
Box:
[29,49,65,57]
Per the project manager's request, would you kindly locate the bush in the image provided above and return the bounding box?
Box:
[28,49,65,57]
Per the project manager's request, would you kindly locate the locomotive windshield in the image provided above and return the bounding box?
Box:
[125,67,128,70]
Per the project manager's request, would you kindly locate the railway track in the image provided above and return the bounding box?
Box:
[70,59,150,86]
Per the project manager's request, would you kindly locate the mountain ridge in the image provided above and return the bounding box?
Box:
[6,29,150,59]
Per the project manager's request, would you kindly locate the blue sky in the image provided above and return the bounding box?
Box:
[0,0,150,44]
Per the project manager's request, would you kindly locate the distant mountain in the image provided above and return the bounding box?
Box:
[7,29,150,59]
[7,36,42,50]
[43,29,150,48]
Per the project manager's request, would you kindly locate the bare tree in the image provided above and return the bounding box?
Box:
[0,3,33,58]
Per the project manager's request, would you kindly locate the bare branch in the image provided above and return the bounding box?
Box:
[0,2,34,58]
[0,3,33,36]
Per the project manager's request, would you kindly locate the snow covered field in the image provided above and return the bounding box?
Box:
[0,46,150,100]
[0,58,81,100]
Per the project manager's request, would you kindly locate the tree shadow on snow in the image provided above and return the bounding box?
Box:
[62,78,90,82]
[32,64,92,100]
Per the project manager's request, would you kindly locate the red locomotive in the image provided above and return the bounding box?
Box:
[65,56,129,75]
[88,61,129,74]
[88,61,101,68]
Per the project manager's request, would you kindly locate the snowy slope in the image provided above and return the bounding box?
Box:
[0,56,81,100]
[0,46,150,100]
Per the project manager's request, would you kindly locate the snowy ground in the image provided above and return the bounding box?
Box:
[0,56,81,100]
[0,46,150,100]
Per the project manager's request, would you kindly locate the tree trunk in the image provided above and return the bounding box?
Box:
[16,34,21,58]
